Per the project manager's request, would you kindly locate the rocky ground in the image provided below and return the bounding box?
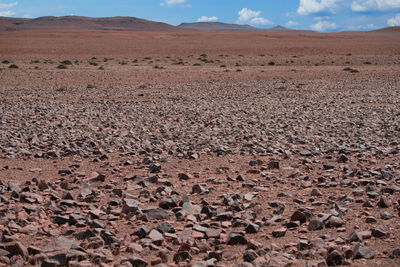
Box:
[0,30,399,266]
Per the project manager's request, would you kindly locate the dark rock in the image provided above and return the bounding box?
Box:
[54,215,70,225]
[377,196,389,208]
[243,249,258,262]
[74,229,96,240]
[245,222,260,234]
[157,222,175,234]
[267,160,280,169]
[227,232,247,245]
[272,227,286,238]
[353,243,374,259]
[390,248,400,259]
[126,257,148,267]
[173,251,192,263]
[192,184,207,194]
[371,228,389,239]
[326,250,343,266]
[159,198,178,209]
[145,209,171,220]
[149,164,161,173]
[308,219,324,231]
[0,242,28,259]
[290,210,307,224]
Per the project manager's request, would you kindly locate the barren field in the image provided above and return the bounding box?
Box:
[0,30,400,267]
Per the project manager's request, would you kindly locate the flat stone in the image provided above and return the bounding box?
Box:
[227,232,247,245]
[272,227,287,238]
[354,243,374,259]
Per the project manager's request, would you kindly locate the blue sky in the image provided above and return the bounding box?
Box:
[1,0,400,32]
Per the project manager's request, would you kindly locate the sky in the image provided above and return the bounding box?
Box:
[1,0,400,32]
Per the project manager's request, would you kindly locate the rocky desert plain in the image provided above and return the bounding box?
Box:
[0,27,400,267]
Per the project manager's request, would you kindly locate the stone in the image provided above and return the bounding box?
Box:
[243,249,258,262]
[148,229,164,245]
[126,257,148,267]
[371,228,389,239]
[308,219,324,231]
[245,222,260,234]
[326,250,343,266]
[272,227,287,238]
[149,164,161,173]
[290,210,307,224]
[377,196,389,208]
[227,232,247,245]
[173,251,192,264]
[353,243,374,259]
[325,216,344,228]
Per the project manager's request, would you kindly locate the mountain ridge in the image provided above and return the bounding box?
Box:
[0,16,398,33]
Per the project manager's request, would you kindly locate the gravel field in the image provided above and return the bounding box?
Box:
[0,30,399,267]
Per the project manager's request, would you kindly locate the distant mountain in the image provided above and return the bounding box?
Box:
[264,25,315,33]
[2,16,395,33]
[370,26,400,33]
[0,16,177,31]
[178,22,258,31]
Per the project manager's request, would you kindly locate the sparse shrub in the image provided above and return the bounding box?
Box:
[9,64,18,69]
[56,87,66,92]
[236,69,242,72]
[200,54,207,57]
[259,54,265,57]
[87,84,96,89]
[98,66,104,70]
[34,66,39,70]
[220,64,226,68]
[364,61,372,64]
[193,63,201,66]
[61,60,72,65]
[268,61,275,66]
[139,84,147,89]
[2,60,10,64]
[30,59,40,64]
[346,53,352,56]
[57,64,67,69]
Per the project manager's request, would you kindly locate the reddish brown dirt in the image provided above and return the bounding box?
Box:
[0,30,399,267]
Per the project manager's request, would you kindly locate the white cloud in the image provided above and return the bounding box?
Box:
[0,2,17,9]
[351,0,400,12]
[388,13,400,25]
[347,23,380,30]
[0,1,17,17]
[0,10,14,16]
[197,16,218,22]
[164,0,188,6]
[286,20,299,27]
[297,0,342,15]
[314,16,331,20]
[237,8,273,25]
[311,20,337,31]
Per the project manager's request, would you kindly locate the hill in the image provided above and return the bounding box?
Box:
[0,16,177,31]
[178,22,258,31]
